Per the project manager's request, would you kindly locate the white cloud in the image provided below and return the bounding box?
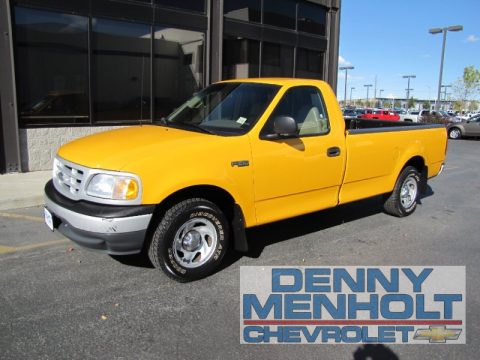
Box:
[339,56,351,66]
[466,35,478,43]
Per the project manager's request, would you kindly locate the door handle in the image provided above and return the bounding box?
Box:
[327,147,341,157]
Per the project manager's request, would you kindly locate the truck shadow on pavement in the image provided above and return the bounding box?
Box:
[220,185,434,270]
[352,344,400,360]
[112,186,434,271]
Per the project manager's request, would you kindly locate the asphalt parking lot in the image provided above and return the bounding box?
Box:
[1,139,479,359]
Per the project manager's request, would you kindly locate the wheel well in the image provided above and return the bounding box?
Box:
[142,185,239,253]
[449,126,461,133]
[402,156,427,192]
[152,185,236,223]
[404,156,425,173]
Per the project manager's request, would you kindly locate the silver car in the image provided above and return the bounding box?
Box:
[448,114,480,139]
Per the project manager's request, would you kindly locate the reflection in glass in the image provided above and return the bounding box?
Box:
[224,0,261,23]
[165,82,280,135]
[298,2,327,36]
[263,0,296,29]
[92,18,151,123]
[261,42,294,77]
[222,37,260,80]
[155,0,205,13]
[14,7,89,126]
[153,28,204,120]
[296,48,324,79]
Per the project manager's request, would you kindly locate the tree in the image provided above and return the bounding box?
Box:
[394,100,401,108]
[468,100,479,112]
[453,66,480,110]
[356,99,364,107]
[422,101,431,110]
[383,101,392,109]
[453,101,463,112]
[407,97,415,109]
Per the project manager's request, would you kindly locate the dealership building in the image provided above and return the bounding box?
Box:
[0,0,341,174]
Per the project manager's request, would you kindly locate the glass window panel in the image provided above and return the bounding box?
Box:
[298,1,327,36]
[224,0,261,23]
[262,86,330,137]
[14,7,89,126]
[261,42,294,77]
[153,27,204,120]
[263,0,296,29]
[155,0,205,13]
[296,48,324,79]
[92,18,151,123]
[222,37,260,80]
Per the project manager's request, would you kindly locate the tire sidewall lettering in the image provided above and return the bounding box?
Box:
[166,206,226,277]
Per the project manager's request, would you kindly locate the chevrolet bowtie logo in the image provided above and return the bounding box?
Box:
[414,326,462,343]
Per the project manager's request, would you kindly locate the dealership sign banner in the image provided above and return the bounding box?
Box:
[240,266,465,344]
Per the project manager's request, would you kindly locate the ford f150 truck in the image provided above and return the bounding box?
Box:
[44,79,447,282]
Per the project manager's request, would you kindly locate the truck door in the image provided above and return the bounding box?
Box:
[250,85,346,225]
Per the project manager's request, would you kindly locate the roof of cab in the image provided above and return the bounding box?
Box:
[218,77,327,87]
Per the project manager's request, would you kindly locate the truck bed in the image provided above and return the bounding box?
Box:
[339,118,447,205]
[345,118,442,132]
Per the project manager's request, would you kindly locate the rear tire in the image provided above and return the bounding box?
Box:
[148,198,229,282]
[448,127,462,139]
[384,166,421,217]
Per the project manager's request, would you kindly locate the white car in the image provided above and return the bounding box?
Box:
[399,110,422,122]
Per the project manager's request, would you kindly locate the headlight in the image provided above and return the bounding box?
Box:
[86,174,139,201]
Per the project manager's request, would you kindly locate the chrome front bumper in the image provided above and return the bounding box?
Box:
[44,180,154,255]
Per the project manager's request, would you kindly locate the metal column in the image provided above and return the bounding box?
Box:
[326,0,341,93]
[0,0,21,173]
[210,0,223,83]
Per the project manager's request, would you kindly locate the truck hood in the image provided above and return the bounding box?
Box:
[57,125,215,171]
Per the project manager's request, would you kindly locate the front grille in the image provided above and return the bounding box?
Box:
[53,157,86,199]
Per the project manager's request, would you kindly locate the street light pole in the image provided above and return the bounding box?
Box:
[403,75,416,101]
[429,25,463,111]
[340,66,354,107]
[440,84,451,110]
[364,84,372,106]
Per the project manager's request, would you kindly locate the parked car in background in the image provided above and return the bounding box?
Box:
[343,108,358,120]
[359,109,400,121]
[399,110,420,123]
[447,114,480,139]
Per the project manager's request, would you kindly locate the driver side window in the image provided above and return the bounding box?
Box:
[261,86,330,137]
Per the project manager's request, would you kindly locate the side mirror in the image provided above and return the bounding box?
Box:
[262,116,298,139]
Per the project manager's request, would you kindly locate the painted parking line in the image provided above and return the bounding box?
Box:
[0,239,70,255]
[0,212,44,223]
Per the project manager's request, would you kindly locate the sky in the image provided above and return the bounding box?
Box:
[336,0,480,102]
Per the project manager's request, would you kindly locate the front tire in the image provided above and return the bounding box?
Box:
[383,166,421,217]
[148,198,229,282]
[448,127,462,139]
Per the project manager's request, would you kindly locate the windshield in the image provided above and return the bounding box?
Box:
[163,82,280,135]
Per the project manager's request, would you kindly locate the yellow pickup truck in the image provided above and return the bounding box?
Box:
[44,78,447,281]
